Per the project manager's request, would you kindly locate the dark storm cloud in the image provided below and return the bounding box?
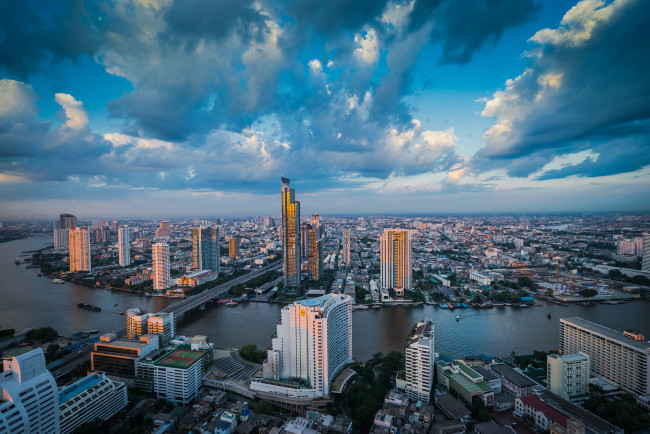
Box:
[477,0,650,178]
[0,0,102,79]
[286,0,388,34]
[409,0,540,64]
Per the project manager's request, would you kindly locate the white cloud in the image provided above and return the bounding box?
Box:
[354,28,379,65]
[103,133,175,150]
[0,79,39,122]
[308,59,323,75]
[88,175,107,188]
[54,93,89,129]
[529,0,628,47]
[381,0,415,31]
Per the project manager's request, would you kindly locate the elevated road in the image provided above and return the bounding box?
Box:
[52,262,281,380]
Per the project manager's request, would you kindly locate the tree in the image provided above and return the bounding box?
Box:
[239,344,266,364]
[579,288,598,298]
[608,269,622,279]
[26,327,58,342]
[153,398,167,410]
[518,277,534,289]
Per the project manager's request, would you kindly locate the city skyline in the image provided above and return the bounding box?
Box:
[1,0,649,219]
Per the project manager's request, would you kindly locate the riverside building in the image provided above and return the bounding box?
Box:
[253,294,352,402]
[559,317,650,398]
[281,177,301,287]
[547,353,590,401]
[403,319,435,403]
[0,348,60,434]
[118,225,130,266]
[69,227,91,272]
[191,227,220,272]
[380,229,412,297]
[152,242,170,291]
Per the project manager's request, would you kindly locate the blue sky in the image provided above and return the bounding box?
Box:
[0,0,648,219]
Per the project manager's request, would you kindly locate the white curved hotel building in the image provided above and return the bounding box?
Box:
[254,294,352,399]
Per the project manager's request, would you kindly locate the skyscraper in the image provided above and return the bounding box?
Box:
[300,222,309,259]
[118,225,130,267]
[404,319,434,403]
[642,232,650,273]
[229,235,240,258]
[152,243,170,291]
[380,229,412,297]
[0,348,60,433]
[191,227,220,272]
[59,213,77,229]
[308,226,323,280]
[311,213,322,239]
[54,227,69,250]
[255,294,352,398]
[69,227,91,272]
[155,221,170,239]
[343,229,350,266]
[281,177,301,287]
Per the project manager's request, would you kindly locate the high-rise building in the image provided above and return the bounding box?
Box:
[58,372,128,434]
[300,222,309,259]
[54,228,69,250]
[69,227,91,272]
[191,227,220,272]
[547,353,590,401]
[155,221,170,239]
[126,308,149,340]
[380,229,412,297]
[641,232,650,273]
[147,313,175,347]
[281,177,301,287]
[308,227,323,280]
[0,348,60,433]
[559,317,650,397]
[110,220,118,232]
[152,243,170,291]
[229,235,240,258]
[91,220,104,230]
[255,294,352,399]
[404,319,435,403]
[59,213,76,229]
[617,239,635,256]
[311,213,322,239]
[343,229,350,266]
[118,225,130,267]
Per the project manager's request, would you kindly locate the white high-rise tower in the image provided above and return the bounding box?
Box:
[0,348,61,433]
[404,319,434,403]
[255,294,352,398]
[152,243,170,291]
[118,225,130,267]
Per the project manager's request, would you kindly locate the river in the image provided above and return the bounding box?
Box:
[2,237,649,361]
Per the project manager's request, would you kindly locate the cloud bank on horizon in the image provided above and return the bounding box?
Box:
[0,0,648,217]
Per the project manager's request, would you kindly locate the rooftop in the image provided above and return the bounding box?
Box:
[519,394,568,427]
[458,362,482,380]
[448,372,493,395]
[158,348,204,369]
[470,365,500,382]
[490,364,536,388]
[561,317,650,351]
[59,373,104,404]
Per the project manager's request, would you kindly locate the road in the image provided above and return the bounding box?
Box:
[52,262,281,380]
